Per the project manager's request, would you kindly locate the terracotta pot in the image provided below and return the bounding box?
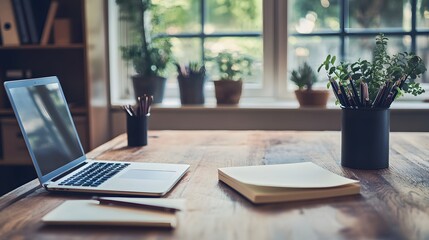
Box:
[294,89,330,107]
[214,80,243,105]
[132,75,166,104]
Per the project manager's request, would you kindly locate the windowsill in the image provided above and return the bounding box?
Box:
[111,97,429,110]
[110,97,429,135]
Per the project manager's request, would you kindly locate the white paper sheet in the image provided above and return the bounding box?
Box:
[218,162,358,188]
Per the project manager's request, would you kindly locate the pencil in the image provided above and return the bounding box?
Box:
[339,83,351,108]
[362,83,370,107]
[372,84,386,108]
[349,78,361,107]
[329,78,342,105]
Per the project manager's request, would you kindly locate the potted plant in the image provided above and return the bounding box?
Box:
[211,51,253,105]
[318,33,426,169]
[116,0,173,104]
[176,62,206,105]
[290,62,330,107]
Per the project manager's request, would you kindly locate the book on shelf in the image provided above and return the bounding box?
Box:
[218,162,360,204]
[0,0,21,46]
[40,0,58,45]
[12,0,30,44]
[22,0,51,44]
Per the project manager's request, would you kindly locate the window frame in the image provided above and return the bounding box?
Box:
[284,0,429,100]
[108,0,273,104]
[108,0,429,105]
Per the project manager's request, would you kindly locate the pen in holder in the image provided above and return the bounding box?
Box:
[123,95,153,147]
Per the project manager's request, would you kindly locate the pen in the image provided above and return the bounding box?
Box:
[94,197,181,212]
[137,96,142,116]
[122,105,133,116]
[146,95,153,116]
[127,105,137,116]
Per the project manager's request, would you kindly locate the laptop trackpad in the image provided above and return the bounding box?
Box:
[120,169,176,180]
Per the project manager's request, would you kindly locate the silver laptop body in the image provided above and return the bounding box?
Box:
[4,77,189,196]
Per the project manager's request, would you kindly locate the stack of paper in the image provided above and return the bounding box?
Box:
[42,198,185,228]
[218,162,360,204]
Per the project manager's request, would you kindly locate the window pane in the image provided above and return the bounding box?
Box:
[204,37,263,84]
[288,0,340,33]
[417,0,429,29]
[170,38,202,63]
[417,36,429,83]
[287,36,340,89]
[164,38,202,84]
[205,0,262,33]
[345,36,410,62]
[152,0,200,33]
[348,0,411,30]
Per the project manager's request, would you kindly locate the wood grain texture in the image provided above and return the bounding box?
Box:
[0,131,428,240]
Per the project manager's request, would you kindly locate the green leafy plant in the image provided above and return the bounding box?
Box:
[175,62,205,80]
[318,34,426,108]
[116,0,173,77]
[290,62,319,90]
[212,51,253,81]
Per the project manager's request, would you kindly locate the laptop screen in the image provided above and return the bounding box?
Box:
[8,82,84,175]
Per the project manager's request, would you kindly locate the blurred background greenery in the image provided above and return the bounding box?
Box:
[111,0,429,101]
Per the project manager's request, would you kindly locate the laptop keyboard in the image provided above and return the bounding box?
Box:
[59,162,130,187]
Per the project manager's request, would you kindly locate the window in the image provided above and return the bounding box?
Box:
[287,0,429,97]
[108,0,266,104]
[109,0,429,104]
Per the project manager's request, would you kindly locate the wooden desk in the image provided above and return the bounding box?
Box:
[1,131,428,239]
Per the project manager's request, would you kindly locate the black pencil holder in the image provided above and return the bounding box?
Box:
[127,114,148,147]
[341,108,390,170]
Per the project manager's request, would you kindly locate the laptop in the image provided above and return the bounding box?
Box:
[4,76,189,196]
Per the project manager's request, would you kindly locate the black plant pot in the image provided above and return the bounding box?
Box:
[132,75,166,104]
[178,76,205,105]
[341,108,390,170]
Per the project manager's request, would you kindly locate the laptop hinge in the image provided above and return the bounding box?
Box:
[50,161,88,182]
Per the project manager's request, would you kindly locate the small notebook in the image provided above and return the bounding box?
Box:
[42,199,184,228]
[218,162,360,204]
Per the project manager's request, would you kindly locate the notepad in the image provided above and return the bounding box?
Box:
[42,199,184,228]
[218,162,360,204]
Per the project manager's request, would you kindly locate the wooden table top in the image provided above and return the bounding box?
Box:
[1,131,428,240]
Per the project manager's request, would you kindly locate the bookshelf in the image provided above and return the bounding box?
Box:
[0,0,110,193]
[0,44,85,49]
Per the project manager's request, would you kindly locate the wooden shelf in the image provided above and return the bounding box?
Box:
[0,0,110,164]
[0,107,87,117]
[0,44,84,50]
